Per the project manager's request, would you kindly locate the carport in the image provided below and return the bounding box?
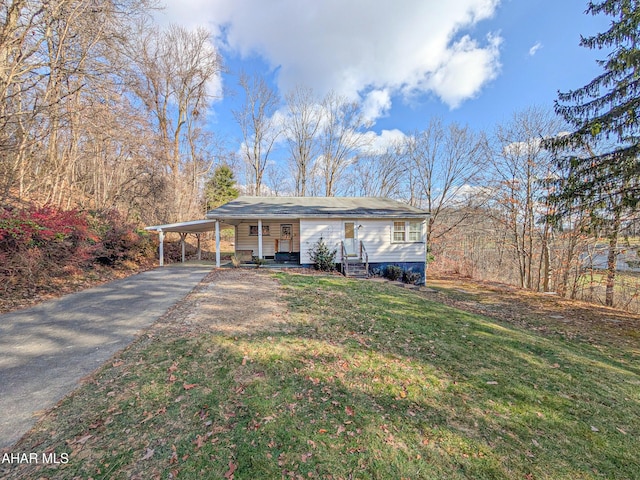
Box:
[145,219,224,267]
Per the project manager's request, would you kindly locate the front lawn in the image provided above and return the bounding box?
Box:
[2,273,638,479]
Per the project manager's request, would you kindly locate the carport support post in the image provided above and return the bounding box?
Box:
[179,232,187,263]
[258,219,263,259]
[196,233,202,261]
[158,230,164,267]
[215,220,221,267]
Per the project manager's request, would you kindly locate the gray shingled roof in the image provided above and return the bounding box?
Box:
[205,196,429,219]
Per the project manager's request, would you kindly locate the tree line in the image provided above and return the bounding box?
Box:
[1,0,221,223]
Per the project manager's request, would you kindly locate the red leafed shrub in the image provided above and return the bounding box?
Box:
[0,205,96,287]
[90,210,156,267]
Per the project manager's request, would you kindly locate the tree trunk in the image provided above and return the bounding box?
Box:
[605,212,621,307]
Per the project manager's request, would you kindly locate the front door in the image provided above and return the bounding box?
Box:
[280,224,292,253]
[343,222,358,256]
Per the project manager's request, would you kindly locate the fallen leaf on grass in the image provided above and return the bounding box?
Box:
[224,461,237,478]
[69,434,93,445]
[169,445,178,464]
[617,427,627,435]
[486,381,498,385]
[591,426,599,432]
[168,362,179,373]
[183,383,197,390]
[345,405,354,416]
[141,448,154,461]
[112,360,124,367]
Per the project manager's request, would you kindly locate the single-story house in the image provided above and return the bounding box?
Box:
[146,196,430,282]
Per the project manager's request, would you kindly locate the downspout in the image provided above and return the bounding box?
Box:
[423,216,429,286]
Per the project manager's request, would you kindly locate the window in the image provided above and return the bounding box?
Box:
[393,220,423,243]
[249,225,270,236]
[393,221,405,242]
[408,221,422,242]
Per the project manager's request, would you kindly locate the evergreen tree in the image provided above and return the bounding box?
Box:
[204,165,239,211]
[547,0,640,307]
[548,0,640,210]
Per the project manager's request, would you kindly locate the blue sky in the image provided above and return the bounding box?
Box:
[159,0,611,150]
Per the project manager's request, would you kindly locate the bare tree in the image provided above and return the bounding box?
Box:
[351,141,406,198]
[233,72,281,196]
[283,86,321,196]
[316,91,369,196]
[123,23,221,220]
[487,107,563,289]
[406,117,485,245]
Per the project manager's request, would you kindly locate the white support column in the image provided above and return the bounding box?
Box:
[258,219,263,259]
[179,233,187,263]
[158,230,164,267]
[196,233,202,261]
[215,220,221,267]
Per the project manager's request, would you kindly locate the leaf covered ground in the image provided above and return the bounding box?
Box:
[1,269,638,479]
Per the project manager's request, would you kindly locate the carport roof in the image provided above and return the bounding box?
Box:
[144,219,218,233]
[205,196,429,220]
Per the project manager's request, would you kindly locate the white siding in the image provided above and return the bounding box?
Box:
[299,219,343,264]
[235,221,300,258]
[300,218,426,264]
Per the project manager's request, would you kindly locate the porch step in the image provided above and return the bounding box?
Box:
[345,261,368,279]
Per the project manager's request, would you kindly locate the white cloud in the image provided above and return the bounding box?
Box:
[418,33,502,108]
[362,89,392,124]
[161,0,503,116]
[529,42,543,56]
[360,129,408,154]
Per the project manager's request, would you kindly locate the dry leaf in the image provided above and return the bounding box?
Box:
[70,434,93,445]
[112,360,124,367]
[141,448,154,461]
[183,383,197,390]
[486,381,498,385]
[345,405,354,416]
[591,425,599,432]
[224,461,237,478]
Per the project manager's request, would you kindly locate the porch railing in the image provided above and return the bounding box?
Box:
[360,241,369,276]
[341,241,349,276]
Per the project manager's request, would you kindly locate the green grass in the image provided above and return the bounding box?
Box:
[3,273,639,479]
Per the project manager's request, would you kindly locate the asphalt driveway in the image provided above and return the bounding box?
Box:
[0,265,212,449]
